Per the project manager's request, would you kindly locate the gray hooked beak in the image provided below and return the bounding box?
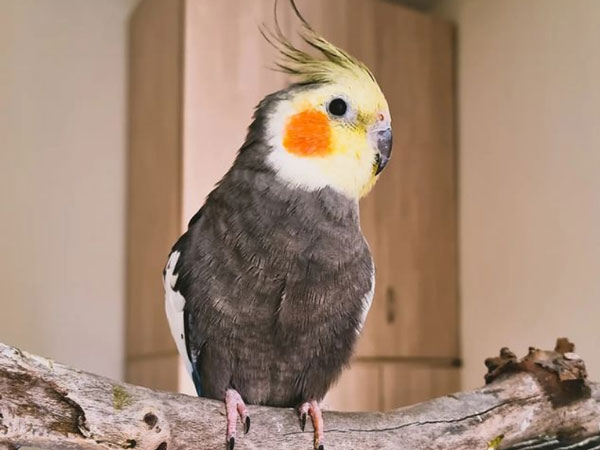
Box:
[369,124,393,175]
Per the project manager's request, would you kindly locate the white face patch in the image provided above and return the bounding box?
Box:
[164,251,193,377]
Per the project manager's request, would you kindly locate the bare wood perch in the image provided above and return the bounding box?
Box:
[0,339,598,450]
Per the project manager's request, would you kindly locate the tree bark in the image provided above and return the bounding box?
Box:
[0,342,598,450]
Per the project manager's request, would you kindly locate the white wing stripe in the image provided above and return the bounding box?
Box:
[356,265,375,335]
[164,251,193,376]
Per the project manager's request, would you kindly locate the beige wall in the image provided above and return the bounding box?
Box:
[437,0,600,389]
[0,0,137,379]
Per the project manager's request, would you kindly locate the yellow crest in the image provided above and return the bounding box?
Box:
[260,0,376,86]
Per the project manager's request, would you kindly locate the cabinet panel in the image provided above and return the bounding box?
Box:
[326,360,460,412]
[324,362,381,412]
[382,363,460,411]
[356,3,459,359]
[182,0,289,225]
[127,355,179,392]
[126,0,183,359]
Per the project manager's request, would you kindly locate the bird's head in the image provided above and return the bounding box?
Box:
[256,1,392,200]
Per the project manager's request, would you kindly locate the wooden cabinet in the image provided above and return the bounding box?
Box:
[127,0,459,411]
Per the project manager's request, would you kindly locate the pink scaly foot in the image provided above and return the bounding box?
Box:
[225,389,250,450]
[298,400,325,450]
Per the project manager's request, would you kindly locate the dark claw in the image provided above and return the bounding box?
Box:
[318,446,324,450]
[244,416,251,434]
[228,437,235,450]
[300,413,307,431]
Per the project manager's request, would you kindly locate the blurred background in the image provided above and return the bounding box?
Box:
[1,0,599,412]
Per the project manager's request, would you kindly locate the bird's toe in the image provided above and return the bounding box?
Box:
[300,412,307,431]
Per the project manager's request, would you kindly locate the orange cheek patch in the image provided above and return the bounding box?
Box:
[283,110,332,157]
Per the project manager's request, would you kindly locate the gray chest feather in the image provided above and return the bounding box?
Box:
[173,167,374,406]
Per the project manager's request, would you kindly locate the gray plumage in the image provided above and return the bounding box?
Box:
[166,86,374,407]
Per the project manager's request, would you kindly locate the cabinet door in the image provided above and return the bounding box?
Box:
[323,362,381,412]
[325,361,460,411]
[296,0,459,359]
[381,363,460,410]
[355,2,459,359]
[126,0,185,390]
[182,0,288,224]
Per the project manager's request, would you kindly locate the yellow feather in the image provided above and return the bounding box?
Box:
[261,0,376,86]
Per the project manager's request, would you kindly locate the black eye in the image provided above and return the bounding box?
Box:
[328,98,347,117]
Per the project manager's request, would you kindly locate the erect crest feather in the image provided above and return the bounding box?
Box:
[260,0,376,85]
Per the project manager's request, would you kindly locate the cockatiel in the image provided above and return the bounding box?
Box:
[163,2,392,449]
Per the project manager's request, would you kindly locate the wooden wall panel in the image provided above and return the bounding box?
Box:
[324,362,381,412]
[126,0,183,389]
[127,355,181,392]
[182,0,289,225]
[355,3,459,359]
[326,361,460,412]
[292,0,459,360]
[381,363,460,410]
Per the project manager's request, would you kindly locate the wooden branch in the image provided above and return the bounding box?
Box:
[0,341,599,450]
